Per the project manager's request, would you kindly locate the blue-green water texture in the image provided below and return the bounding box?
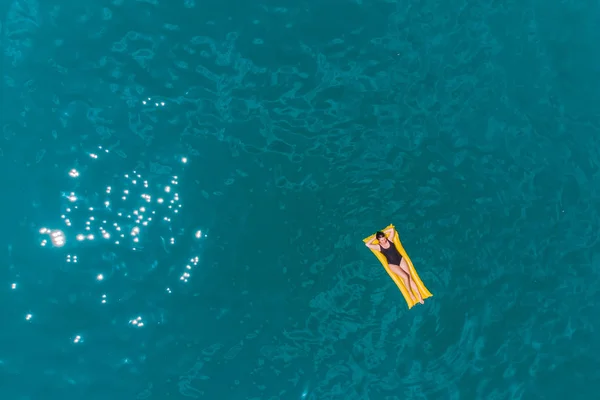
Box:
[1,0,600,399]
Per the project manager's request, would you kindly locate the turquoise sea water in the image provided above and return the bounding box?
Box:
[2,0,600,398]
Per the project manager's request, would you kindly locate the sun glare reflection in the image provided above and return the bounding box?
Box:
[27,145,208,343]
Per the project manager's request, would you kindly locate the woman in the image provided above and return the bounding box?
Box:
[365,227,424,304]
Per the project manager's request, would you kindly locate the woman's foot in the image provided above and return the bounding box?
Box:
[419,298,424,305]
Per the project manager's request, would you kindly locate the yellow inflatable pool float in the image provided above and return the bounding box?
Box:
[363,224,433,309]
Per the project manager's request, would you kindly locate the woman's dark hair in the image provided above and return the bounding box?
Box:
[375,231,386,239]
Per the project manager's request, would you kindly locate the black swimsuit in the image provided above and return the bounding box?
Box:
[380,241,402,265]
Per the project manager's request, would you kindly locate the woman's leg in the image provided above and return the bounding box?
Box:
[389,264,417,302]
[398,258,424,304]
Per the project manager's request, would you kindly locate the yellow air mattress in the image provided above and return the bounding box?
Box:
[363,224,433,309]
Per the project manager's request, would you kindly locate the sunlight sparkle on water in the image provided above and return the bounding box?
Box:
[141,97,166,107]
[32,145,206,345]
[39,228,66,247]
[130,316,145,328]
